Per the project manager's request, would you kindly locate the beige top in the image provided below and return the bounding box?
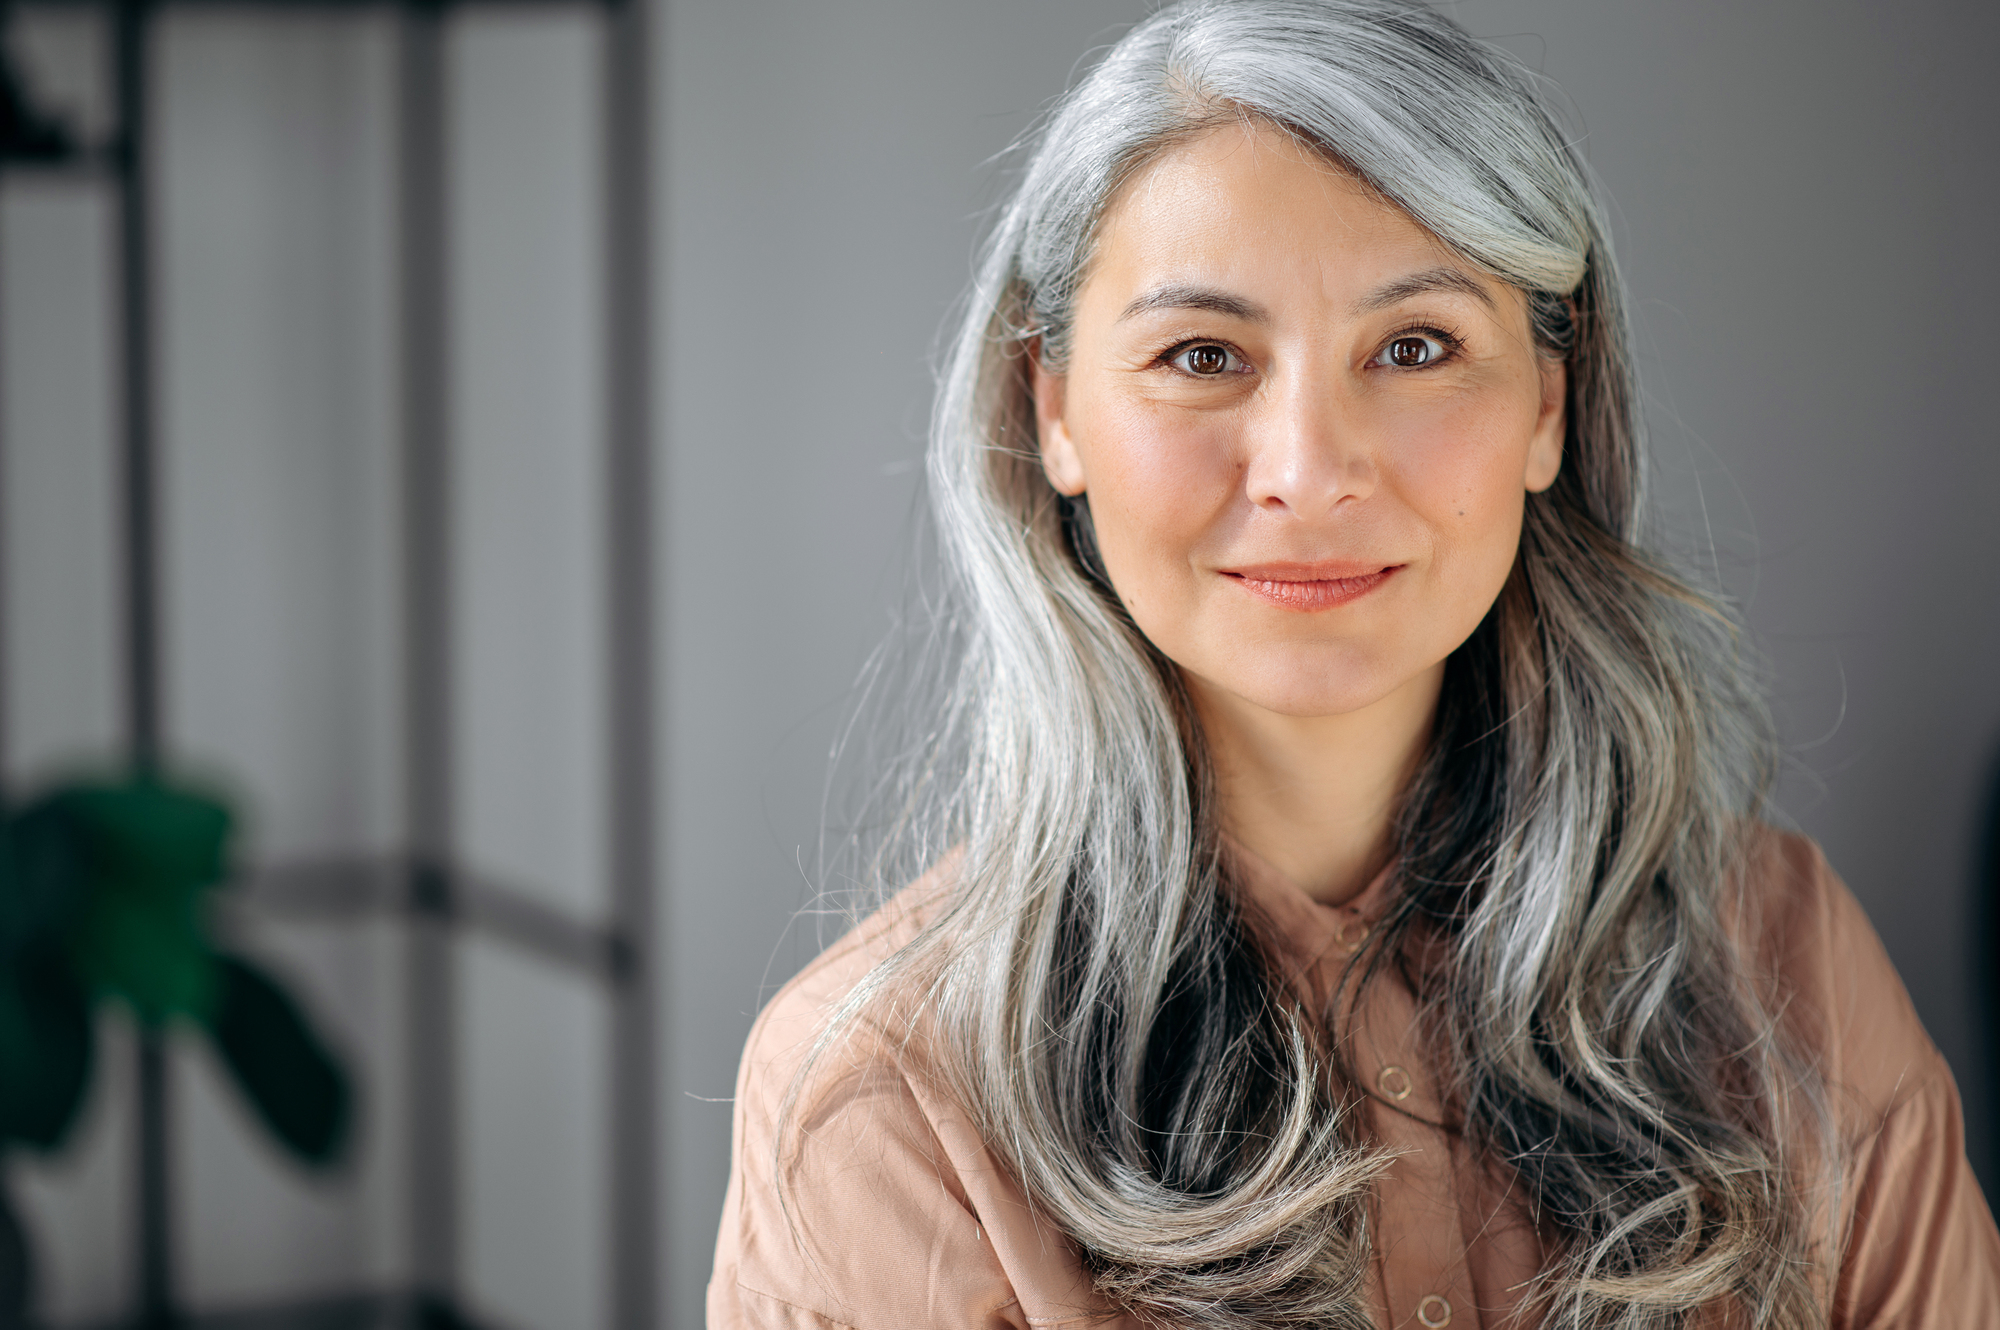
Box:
[708,831,2000,1328]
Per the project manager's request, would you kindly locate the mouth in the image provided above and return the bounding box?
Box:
[1218,561,1401,612]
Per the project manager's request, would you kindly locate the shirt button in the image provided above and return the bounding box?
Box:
[1416,1293,1452,1327]
[1376,1064,1414,1101]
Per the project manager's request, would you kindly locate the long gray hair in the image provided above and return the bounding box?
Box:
[811,2,1829,1325]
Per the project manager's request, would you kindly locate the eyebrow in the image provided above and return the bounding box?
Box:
[1351,265,1495,313]
[1117,283,1270,324]
[1115,266,1497,326]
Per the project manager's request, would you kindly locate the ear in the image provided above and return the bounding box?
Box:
[1524,353,1566,494]
[1031,346,1087,497]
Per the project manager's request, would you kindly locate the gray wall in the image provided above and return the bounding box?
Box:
[1,2,1994,1328]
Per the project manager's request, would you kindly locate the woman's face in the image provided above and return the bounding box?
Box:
[1033,120,1565,721]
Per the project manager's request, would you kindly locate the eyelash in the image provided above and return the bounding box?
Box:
[1154,322,1469,379]
[1370,323,1465,370]
[1158,339,1252,378]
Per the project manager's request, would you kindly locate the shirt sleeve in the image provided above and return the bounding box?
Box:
[1832,1051,2000,1327]
[1752,833,2000,1324]
[1737,832,2000,1321]
[708,1004,1034,1330]
[708,870,1131,1330]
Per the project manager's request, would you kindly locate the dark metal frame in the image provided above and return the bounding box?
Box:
[0,0,657,1324]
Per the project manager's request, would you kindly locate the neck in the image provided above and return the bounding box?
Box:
[1190,663,1442,907]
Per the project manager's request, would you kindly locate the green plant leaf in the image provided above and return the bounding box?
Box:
[68,890,217,1025]
[203,955,351,1166]
[55,781,231,1024]
[61,783,230,892]
[0,796,91,963]
[0,949,93,1150]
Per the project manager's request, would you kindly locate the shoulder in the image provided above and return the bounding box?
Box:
[733,858,964,1176]
[709,863,1000,1327]
[725,864,960,1223]
[1727,830,2000,1313]
[1731,826,1945,1128]
[739,866,952,1090]
[708,859,1128,1330]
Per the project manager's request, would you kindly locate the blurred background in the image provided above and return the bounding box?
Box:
[0,0,1994,1327]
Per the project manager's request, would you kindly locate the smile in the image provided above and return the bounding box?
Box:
[1219,562,1400,612]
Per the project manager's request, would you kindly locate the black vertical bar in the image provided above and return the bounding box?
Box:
[0,150,9,798]
[135,1034,170,1327]
[115,0,156,769]
[113,0,172,1324]
[399,0,457,1316]
[602,0,656,1324]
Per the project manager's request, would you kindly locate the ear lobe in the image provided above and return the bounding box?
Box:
[1524,355,1566,494]
[1031,350,1087,497]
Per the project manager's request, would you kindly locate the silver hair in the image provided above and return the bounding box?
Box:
[803,2,1831,1325]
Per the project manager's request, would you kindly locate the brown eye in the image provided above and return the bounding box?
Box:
[1179,344,1233,375]
[1387,336,1436,367]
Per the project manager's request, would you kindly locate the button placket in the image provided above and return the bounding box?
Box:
[1357,982,1477,1330]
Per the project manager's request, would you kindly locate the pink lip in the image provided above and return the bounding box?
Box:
[1219,561,1400,612]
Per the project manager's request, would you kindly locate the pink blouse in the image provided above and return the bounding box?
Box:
[709,830,2000,1327]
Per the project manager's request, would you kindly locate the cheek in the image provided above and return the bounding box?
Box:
[1384,391,1535,526]
[1074,400,1240,599]
[1379,391,1537,597]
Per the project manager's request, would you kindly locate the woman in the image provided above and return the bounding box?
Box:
[709,2,2000,1325]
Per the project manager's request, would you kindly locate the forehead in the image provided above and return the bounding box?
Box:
[1086,119,1486,310]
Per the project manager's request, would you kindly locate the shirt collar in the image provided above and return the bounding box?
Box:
[1221,833,1398,984]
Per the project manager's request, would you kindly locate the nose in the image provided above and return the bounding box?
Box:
[1242,373,1377,521]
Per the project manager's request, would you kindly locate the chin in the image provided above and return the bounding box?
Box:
[1211,655,1411,720]
[1244,684,1398,720]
